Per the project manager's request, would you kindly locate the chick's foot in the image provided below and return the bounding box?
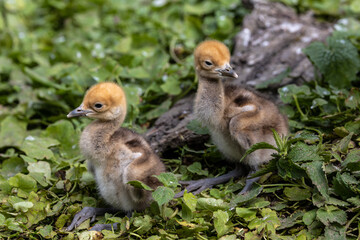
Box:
[66,207,117,231]
[238,170,260,195]
[91,223,119,231]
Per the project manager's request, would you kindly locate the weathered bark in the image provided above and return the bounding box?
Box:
[232,0,332,87]
[145,94,209,155]
[145,0,333,155]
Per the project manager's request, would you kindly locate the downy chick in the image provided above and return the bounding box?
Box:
[66,82,165,231]
[177,40,288,196]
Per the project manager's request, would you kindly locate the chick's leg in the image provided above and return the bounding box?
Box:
[238,166,260,195]
[175,164,244,198]
[66,207,118,231]
[90,223,119,231]
[85,212,132,231]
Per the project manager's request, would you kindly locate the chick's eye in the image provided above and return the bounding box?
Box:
[204,60,213,66]
[94,103,103,109]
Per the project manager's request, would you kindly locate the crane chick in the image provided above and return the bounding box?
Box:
[177,40,288,196]
[66,82,165,231]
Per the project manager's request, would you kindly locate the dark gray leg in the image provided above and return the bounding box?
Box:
[90,223,119,231]
[89,211,133,231]
[66,207,119,231]
[126,211,133,218]
[175,164,244,198]
[238,167,260,195]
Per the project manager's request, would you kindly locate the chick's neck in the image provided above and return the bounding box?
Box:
[87,117,123,143]
[195,74,225,126]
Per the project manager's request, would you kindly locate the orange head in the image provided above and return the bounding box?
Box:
[67,82,127,122]
[194,40,238,79]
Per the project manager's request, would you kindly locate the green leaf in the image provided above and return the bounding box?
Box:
[348,197,360,206]
[337,132,353,153]
[245,231,263,240]
[230,184,262,208]
[5,218,23,232]
[239,142,277,163]
[272,129,283,150]
[78,231,102,240]
[0,157,26,179]
[304,161,329,200]
[293,130,320,142]
[197,197,229,211]
[350,0,360,12]
[39,225,56,238]
[20,136,59,160]
[44,120,80,158]
[27,161,51,180]
[248,208,280,235]
[133,215,153,235]
[288,142,322,162]
[55,214,70,229]
[328,197,350,207]
[0,213,5,226]
[277,211,304,230]
[20,155,37,163]
[213,210,231,237]
[160,76,181,95]
[144,99,172,120]
[341,149,360,171]
[24,67,66,90]
[180,203,193,222]
[187,119,210,135]
[278,84,311,104]
[184,2,218,15]
[249,199,270,209]
[332,172,356,199]
[0,176,12,193]
[25,192,51,227]
[324,224,346,240]
[218,235,237,240]
[235,208,257,222]
[154,172,179,188]
[303,209,317,225]
[127,180,153,191]
[8,173,37,195]
[126,67,151,79]
[311,98,328,108]
[187,162,208,176]
[114,37,132,53]
[13,201,34,212]
[345,88,360,109]
[334,127,350,137]
[0,116,27,148]
[316,206,347,226]
[283,187,311,201]
[277,157,307,180]
[344,120,360,135]
[152,186,175,206]
[304,36,360,88]
[183,192,197,212]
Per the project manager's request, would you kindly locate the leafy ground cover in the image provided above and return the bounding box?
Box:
[0,0,360,239]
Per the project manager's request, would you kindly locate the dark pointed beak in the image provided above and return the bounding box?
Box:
[218,65,238,78]
[67,105,93,118]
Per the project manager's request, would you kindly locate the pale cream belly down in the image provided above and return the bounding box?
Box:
[210,129,244,163]
[94,168,134,212]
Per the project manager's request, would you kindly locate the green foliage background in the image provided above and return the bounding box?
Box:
[0,0,360,239]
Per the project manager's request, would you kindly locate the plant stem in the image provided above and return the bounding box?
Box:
[292,94,307,119]
[0,0,8,29]
[261,183,300,188]
[345,210,360,233]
